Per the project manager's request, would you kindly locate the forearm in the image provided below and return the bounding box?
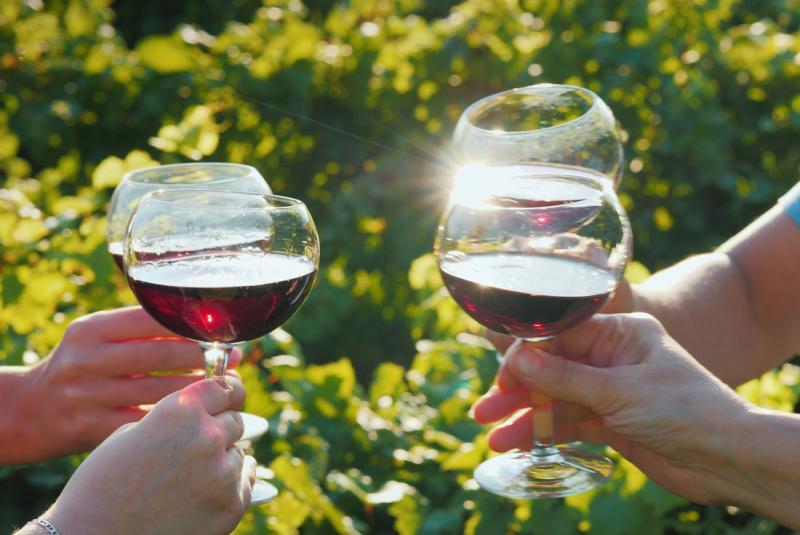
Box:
[0,366,47,464]
[709,407,800,529]
[628,205,800,386]
[631,253,766,386]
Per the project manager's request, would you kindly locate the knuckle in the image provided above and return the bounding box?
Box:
[204,424,226,451]
[154,393,197,421]
[63,319,84,341]
[64,315,95,341]
[61,383,88,408]
[53,352,83,376]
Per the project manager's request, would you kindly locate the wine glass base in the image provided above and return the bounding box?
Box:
[250,480,278,506]
[239,412,269,442]
[474,447,613,499]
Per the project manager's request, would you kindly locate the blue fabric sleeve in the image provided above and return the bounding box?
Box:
[778,182,800,226]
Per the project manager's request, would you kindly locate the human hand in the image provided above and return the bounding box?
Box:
[13,306,241,463]
[472,313,755,505]
[42,377,254,535]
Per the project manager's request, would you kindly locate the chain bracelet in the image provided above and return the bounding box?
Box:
[28,518,61,535]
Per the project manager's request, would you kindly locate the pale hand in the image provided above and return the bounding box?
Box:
[38,377,255,535]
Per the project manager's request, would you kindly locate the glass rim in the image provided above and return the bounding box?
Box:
[121,162,260,184]
[138,189,307,212]
[459,83,604,138]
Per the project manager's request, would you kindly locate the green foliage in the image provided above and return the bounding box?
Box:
[2,0,800,532]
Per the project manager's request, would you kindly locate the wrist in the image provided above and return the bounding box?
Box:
[40,507,90,535]
[45,493,117,535]
[706,406,800,528]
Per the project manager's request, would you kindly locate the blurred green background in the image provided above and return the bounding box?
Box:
[1,0,800,533]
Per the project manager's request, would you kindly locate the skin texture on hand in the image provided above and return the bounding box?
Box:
[21,377,255,535]
[0,306,242,464]
[592,206,800,387]
[473,314,800,528]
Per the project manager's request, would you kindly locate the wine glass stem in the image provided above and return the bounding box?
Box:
[200,342,233,380]
[530,391,560,458]
[511,337,562,460]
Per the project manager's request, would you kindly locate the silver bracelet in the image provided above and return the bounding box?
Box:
[28,518,61,535]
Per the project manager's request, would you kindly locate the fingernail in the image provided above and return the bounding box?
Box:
[511,347,543,377]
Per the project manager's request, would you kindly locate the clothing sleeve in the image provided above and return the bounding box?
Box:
[777,181,800,226]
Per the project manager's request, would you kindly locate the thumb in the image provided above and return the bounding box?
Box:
[508,345,611,412]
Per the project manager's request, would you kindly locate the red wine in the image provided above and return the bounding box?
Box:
[108,241,124,272]
[128,252,316,343]
[440,252,616,339]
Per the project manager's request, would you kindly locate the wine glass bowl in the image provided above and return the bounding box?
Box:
[125,190,318,358]
[452,84,624,188]
[107,163,272,270]
[435,170,631,498]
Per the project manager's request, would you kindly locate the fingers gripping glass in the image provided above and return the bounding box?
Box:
[124,190,320,505]
[452,84,624,189]
[435,172,632,498]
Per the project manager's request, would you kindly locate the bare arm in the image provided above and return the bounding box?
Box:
[612,203,800,386]
[0,367,40,463]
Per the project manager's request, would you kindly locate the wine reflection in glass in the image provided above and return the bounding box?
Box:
[125,190,319,505]
[107,163,273,442]
[435,171,632,498]
[452,83,624,189]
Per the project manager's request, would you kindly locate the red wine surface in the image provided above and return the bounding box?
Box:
[440,252,616,339]
[128,252,316,343]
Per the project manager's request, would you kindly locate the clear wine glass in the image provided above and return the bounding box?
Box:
[435,170,632,498]
[124,189,319,505]
[107,163,273,443]
[452,83,624,188]
[107,163,272,271]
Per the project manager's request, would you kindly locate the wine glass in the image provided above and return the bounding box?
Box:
[107,163,273,443]
[452,83,624,188]
[107,163,272,271]
[435,170,632,498]
[124,189,319,505]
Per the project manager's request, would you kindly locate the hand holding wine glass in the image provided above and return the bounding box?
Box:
[32,377,256,535]
[436,171,631,498]
[124,189,319,505]
[0,307,240,464]
[471,313,783,515]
